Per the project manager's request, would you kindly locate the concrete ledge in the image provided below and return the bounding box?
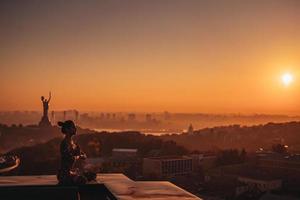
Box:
[0,174,201,200]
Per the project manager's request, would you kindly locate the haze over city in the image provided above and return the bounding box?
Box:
[2,1,300,200]
[1,0,299,114]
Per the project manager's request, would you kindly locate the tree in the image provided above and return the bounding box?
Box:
[271,144,288,154]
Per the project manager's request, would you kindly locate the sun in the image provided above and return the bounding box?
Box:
[281,73,293,86]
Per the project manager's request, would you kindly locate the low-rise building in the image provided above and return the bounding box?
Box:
[257,153,300,172]
[143,156,194,178]
[199,154,216,170]
[238,176,282,192]
[112,148,138,158]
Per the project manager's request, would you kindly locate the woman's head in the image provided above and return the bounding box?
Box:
[57,120,76,136]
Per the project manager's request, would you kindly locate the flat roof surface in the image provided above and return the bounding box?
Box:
[238,176,282,182]
[145,156,192,161]
[112,148,138,152]
[0,173,201,200]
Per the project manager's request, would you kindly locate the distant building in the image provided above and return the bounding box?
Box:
[85,156,140,174]
[128,113,136,121]
[112,148,138,158]
[188,124,194,135]
[104,157,140,176]
[143,156,194,178]
[164,111,171,120]
[74,110,79,122]
[51,111,55,123]
[190,153,216,170]
[238,176,282,192]
[145,114,152,122]
[256,152,300,173]
[100,113,105,119]
[85,149,139,175]
[63,111,66,120]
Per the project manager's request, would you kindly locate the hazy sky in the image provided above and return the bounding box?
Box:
[0,0,300,114]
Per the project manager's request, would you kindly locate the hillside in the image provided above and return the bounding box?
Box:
[162,121,300,152]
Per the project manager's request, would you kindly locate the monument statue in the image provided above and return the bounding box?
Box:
[41,92,51,117]
[39,92,52,127]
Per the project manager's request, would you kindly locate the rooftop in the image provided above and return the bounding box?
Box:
[0,173,201,200]
[238,176,282,182]
[257,152,300,163]
[145,156,192,161]
[112,148,138,153]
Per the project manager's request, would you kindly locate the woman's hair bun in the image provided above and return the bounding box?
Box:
[57,120,76,135]
[57,121,64,127]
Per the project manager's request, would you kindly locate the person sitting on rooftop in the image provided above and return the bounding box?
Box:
[57,120,96,185]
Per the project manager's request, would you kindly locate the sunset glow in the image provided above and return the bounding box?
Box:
[0,0,299,114]
[281,73,294,86]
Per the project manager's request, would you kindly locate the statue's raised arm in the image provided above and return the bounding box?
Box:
[48,92,52,103]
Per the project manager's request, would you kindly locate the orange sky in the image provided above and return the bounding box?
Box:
[0,0,300,114]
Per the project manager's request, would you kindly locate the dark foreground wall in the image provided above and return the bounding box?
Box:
[0,184,117,200]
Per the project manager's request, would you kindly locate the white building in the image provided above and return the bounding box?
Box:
[143,156,194,178]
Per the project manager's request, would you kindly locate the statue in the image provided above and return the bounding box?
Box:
[38,92,52,127]
[41,92,51,118]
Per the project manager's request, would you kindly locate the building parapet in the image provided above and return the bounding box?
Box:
[0,173,201,200]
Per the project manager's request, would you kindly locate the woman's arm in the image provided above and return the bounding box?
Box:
[73,144,87,159]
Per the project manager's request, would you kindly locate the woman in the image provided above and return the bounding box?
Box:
[57,120,96,185]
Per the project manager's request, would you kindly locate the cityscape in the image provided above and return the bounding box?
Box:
[1,0,300,200]
[2,96,300,199]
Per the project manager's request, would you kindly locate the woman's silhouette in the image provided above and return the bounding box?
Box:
[57,120,96,185]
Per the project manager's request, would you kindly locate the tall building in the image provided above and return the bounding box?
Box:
[188,124,194,135]
[74,110,79,122]
[51,111,55,123]
[164,111,171,120]
[128,113,136,121]
[63,111,66,121]
[145,114,152,122]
